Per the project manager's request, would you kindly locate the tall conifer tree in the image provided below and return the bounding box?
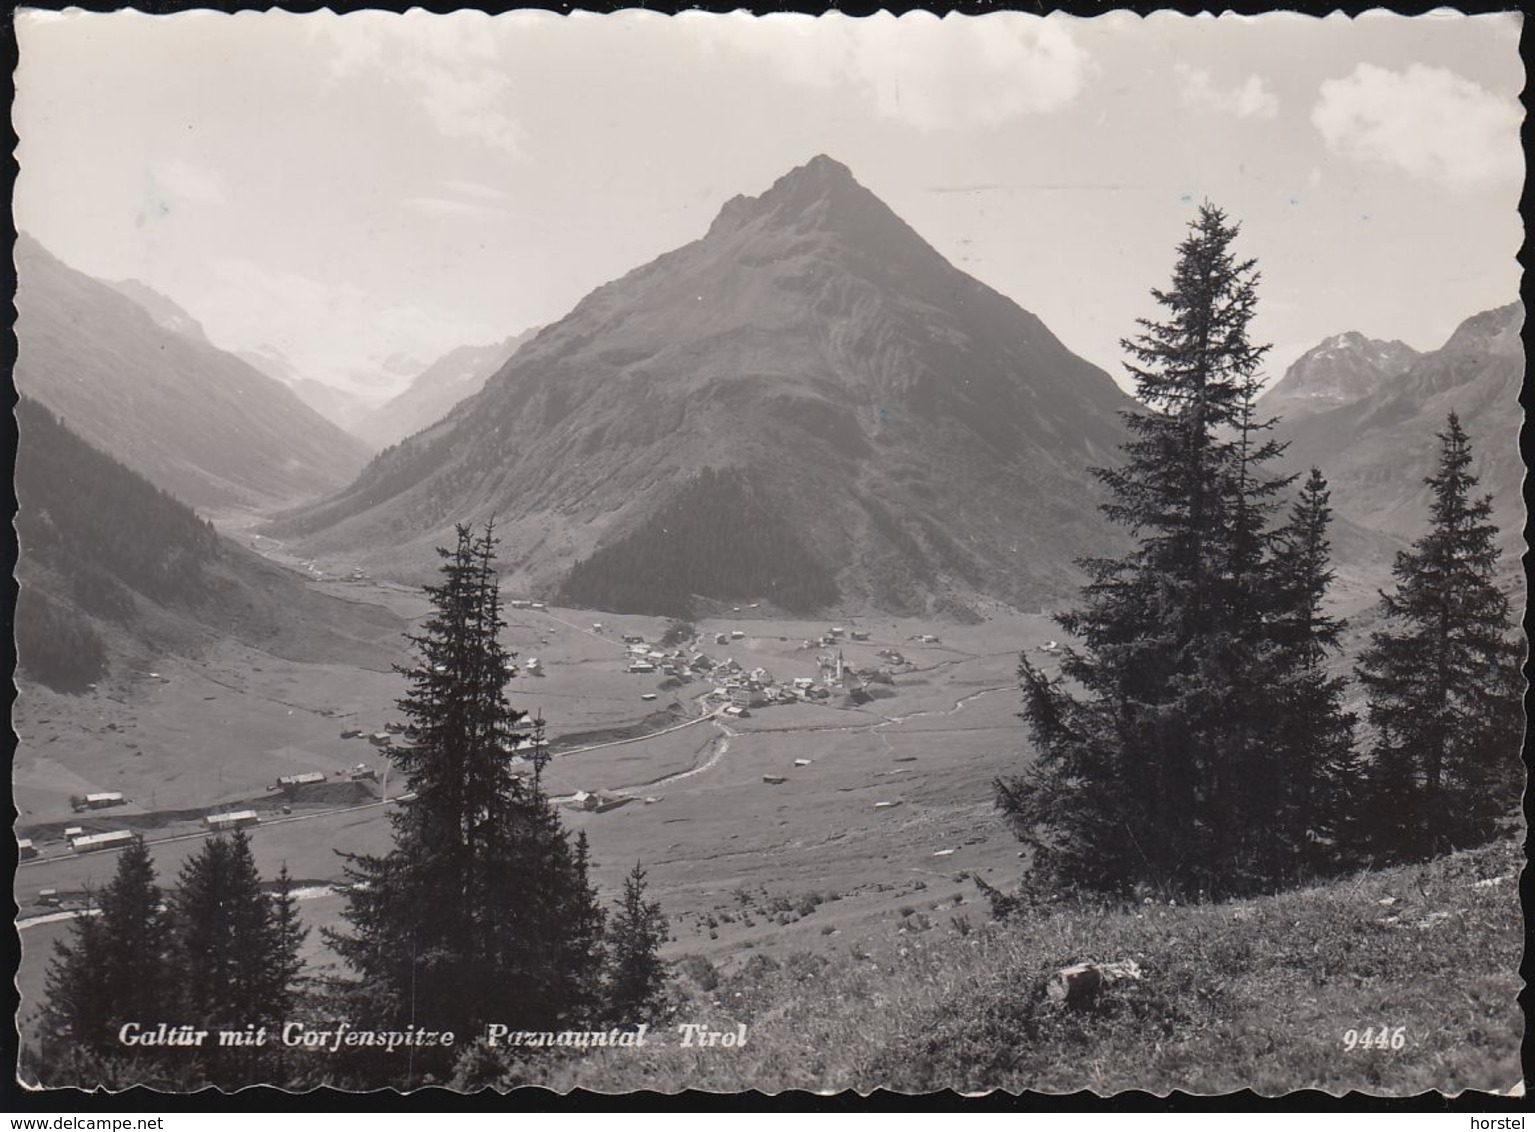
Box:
[41,839,170,1059]
[330,522,610,1079]
[1356,413,1523,860]
[604,862,670,1023]
[1266,470,1360,876]
[264,864,309,1018]
[1000,204,1316,898]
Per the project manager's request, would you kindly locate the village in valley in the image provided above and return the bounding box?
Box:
[15,526,1069,1017]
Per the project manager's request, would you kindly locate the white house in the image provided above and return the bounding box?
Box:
[204,810,260,832]
[72,830,140,853]
[276,771,327,789]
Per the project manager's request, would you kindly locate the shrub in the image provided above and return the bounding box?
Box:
[675,954,720,992]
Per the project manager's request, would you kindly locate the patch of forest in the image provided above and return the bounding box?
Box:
[14,397,223,690]
[559,467,839,617]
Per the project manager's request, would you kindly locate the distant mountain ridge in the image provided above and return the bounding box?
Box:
[105,277,214,346]
[236,342,306,386]
[275,155,1138,617]
[228,344,378,437]
[1279,302,1523,550]
[14,234,372,511]
[351,331,535,449]
[1262,331,1420,420]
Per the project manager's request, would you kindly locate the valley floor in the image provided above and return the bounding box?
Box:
[14,562,1051,1064]
[12,535,1523,1096]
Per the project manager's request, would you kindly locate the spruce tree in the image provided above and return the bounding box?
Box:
[1355,413,1523,860]
[41,839,171,1060]
[1001,204,1306,898]
[170,832,302,1050]
[264,864,309,1018]
[1266,470,1360,876]
[329,522,610,1078]
[604,862,670,1023]
[554,830,608,1023]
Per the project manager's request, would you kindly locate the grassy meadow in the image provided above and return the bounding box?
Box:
[537,836,1523,1096]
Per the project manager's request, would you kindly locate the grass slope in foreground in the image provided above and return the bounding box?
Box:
[543,837,1521,1096]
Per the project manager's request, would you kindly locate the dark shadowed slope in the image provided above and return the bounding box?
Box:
[15,234,372,511]
[14,397,402,691]
[276,155,1136,617]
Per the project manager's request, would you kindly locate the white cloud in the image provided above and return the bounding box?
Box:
[152,157,226,205]
[685,11,1093,132]
[1174,65,1279,119]
[1312,63,1521,192]
[314,12,527,158]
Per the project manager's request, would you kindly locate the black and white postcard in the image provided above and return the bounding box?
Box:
[11,9,1525,1098]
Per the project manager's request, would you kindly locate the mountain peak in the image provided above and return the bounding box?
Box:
[759,153,864,213]
[1262,329,1420,419]
[707,155,889,241]
[783,152,856,184]
[281,156,1134,614]
[1440,301,1522,358]
[1321,330,1367,351]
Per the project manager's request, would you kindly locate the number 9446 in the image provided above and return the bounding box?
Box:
[1343,1026,1407,1051]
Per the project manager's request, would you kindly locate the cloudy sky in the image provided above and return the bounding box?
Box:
[14,9,1523,399]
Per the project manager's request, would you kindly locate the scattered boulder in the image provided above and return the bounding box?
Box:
[1046,959,1143,1009]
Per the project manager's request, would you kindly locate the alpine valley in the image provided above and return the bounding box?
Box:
[14,155,1524,1099]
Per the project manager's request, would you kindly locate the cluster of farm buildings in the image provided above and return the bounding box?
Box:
[610,624,924,718]
[20,804,272,863]
[20,763,393,865]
